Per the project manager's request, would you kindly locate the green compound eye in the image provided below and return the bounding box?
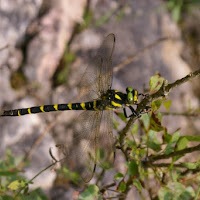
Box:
[126,87,134,104]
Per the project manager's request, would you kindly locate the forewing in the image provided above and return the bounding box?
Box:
[96,33,115,93]
[78,34,115,101]
[78,56,103,101]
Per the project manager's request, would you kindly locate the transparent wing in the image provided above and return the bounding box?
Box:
[98,110,115,167]
[97,33,115,93]
[78,56,103,101]
[79,33,115,101]
[57,34,116,182]
[58,110,102,182]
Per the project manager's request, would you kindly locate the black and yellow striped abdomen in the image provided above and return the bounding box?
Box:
[0,90,129,117]
[1,101,101,117]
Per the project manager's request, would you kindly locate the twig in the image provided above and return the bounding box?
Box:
[143,161,198,168]
[161,111,200,117]
[149,144,200,162]
[15,159,58,197]
[165,69,200,92]
[100,182,116,193]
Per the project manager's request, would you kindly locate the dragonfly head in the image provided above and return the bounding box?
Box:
[126,87,138,105]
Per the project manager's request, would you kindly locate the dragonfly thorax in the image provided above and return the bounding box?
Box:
[126,87,138,105]
[98,89,138,111]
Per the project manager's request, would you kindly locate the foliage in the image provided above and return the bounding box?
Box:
[166,0,200,22]
[0,150,48,200]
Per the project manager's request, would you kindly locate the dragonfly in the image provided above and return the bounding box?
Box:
[0,33,143,182]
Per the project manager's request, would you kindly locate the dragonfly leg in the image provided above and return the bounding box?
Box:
[138,93,145,97]
[138,93,149,97]
[140,105,152,114]
[123,106,139,118]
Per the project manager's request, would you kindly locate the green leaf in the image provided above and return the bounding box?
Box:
[163,100,172,110]
[133,180,142,192]
[79,185,100,200]
[173,137,188,161]
[171,170,179,182]
[158,186,173,200]
[195,184,200,200]
[152,100,163,111]
[149,73,165,93]
[7,180,26,191]
[114,172,124,180]
[158,182,195,200]
[118,181,126,192]
[128,161,138,176]
[164,130,182,155]
[171,130,180,143]
[163,130,172,143]
[126,138,137,149]
[176,137,188,151]
[149,130,161,143]
[169,182,194,199]
[150,112,164,132]
[57,166,80,185]
[183,163,197,170]
[164,142,175,155]
[148,130,162,152]
[139,148,147,159]
[183,161,200,170]
[141,113,150,130]
[147,141,162,152]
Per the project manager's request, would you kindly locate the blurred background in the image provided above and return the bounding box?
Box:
[0,0,200,199]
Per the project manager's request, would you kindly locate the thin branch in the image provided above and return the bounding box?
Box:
[165,69,200,92]
[100,183,116,193]
[143,161,197,168]
[181,168,200,176]
[148,69,200,103]
[149,143,200,162]
[15,159,58,197]
[118,116,137,156]
[161,111,200,117]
